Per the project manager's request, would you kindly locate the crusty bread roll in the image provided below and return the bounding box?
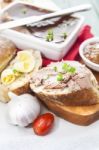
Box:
[0,50,42,103]
[30,61,99,106]
[0,36,17,72]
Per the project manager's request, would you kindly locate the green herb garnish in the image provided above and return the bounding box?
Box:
[62,63,76,74]
[13,69,18,74]
[13,69,23,77]
[54,66,58,72]
[46,35,53,42]
[46,29,54,42]
[69,67,76,74]
[62,63,69,71]
[63,32,67,39]
[48,30,53,35]
[57,73,63,81]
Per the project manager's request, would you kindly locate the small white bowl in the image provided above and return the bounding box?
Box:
[79,37,99,72]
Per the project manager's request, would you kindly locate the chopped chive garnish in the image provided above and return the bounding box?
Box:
[46,35,53,41]
[48,30,53,35]
[69,67,76,74]
[46,29,54,42]
[62,63,69,71]
[13,69,18,73]
[57,73,63,81]
[13,69,23,76]
[62,63,76,74]
[63,32,67,39]
[54,66,58,72]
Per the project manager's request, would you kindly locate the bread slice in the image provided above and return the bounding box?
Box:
[0,50,42,103]
[0,36,17,72]
[40,98,99,126]
[30,61,99,106]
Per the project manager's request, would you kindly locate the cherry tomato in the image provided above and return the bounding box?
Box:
[33,113,54,136]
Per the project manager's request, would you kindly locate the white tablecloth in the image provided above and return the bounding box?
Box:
[0,102,99,150]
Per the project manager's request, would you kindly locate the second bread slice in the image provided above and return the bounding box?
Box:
[0,50,42,103]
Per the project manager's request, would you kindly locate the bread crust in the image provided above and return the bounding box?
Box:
[33,87,99,106]
[12,82,31,95]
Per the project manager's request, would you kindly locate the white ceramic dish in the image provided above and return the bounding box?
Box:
[79,37,99,72]
[0,1,84,60]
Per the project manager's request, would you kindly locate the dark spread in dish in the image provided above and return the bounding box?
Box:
[13,16,79,44]
[0,3,79,44]
[27,16,79,43]
[84,42,99,64]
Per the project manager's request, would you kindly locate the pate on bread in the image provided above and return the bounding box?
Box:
[30,61,99,106]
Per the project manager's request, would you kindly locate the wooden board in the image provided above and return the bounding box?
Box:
[42,98,99,126]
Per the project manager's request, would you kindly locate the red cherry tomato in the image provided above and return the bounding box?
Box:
[33,113,54,136]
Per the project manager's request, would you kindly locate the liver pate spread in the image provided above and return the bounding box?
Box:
[1,4,79,44]
[31,61,97,92]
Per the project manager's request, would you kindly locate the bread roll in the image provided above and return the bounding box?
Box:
[0,50,42,103]
[0,36,17,72]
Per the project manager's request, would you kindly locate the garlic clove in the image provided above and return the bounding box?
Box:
[7,93,40,127]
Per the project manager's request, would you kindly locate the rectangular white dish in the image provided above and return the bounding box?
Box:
[0,1,84,60]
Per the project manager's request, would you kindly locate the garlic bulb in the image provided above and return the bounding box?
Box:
[7,92,40,127]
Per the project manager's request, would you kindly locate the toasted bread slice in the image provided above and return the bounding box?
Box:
[30,61,99,106]
[0,50,42,103]
[39,98,99,126]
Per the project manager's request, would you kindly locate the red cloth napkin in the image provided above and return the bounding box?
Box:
[42,25,93,67]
